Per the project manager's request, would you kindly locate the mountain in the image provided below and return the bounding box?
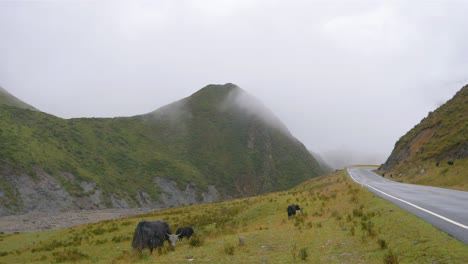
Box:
[379,85,467,190]
[0,86,38,111]
[0,83,324,216]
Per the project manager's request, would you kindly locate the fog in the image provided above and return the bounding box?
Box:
[1,0,467,168]
[222,85,291,136]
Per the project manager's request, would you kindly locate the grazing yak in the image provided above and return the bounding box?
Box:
[176,226,194,240]
[131,220,180,254]
[287,204,303,218]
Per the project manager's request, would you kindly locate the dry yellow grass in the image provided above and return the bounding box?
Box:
[1,170,467,263]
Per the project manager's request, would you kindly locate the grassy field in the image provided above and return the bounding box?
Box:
[0,170,466,263]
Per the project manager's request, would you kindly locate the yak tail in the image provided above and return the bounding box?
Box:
[131,221,146,249]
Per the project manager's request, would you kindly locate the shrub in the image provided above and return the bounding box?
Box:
[383,249,399,264]
[94,238,108,245]
[331,210,339,218]
[378,238,388,249]
[352,208,363,218]
[91,227,106,236]
[189,234,205,247]
[107,226,119,233]
[299,248,308,261]
[32,239,64,252]
[111,235,131,243]
[361,221,377,237]
[223,244,235,255]
[52,249,89,263]
[121,221,132,226]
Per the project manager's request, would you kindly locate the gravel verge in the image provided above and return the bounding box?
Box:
[0,208,156,233]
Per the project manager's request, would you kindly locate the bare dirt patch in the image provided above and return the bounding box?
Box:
[0,208,155,233]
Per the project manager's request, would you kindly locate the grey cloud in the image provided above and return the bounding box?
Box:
[1,0,466,167]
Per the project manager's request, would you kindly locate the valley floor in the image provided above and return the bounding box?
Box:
[0,208,155,233]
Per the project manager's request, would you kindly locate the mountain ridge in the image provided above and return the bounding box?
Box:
[0,86,38,111]
[0,83,325,216]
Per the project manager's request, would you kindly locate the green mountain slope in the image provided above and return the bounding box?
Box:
[379,85,468,189]
[0,83,324,215]
[0,86,38,111]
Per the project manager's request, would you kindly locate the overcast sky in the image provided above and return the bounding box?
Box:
[1,0,467,168]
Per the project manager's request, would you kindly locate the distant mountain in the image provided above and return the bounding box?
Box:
[379,85,467,190]
[0,83,324,216]
[0,86,38,111]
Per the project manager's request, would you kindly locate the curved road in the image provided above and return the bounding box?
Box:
[348,167,468,244]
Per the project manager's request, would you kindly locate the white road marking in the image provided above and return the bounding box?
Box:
[348,169,468,230]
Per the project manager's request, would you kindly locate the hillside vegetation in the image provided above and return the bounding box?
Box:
[379,85,468,190]
[0,84,324,215]
[0,170,466,263]
[0,86,37,111]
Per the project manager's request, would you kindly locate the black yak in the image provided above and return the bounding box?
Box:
[287,204,303,218]
[448,161,454,165]
[175,226,194,240]
[131,220,179,254]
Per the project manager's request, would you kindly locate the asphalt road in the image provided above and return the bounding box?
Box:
[347,167,468,244]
